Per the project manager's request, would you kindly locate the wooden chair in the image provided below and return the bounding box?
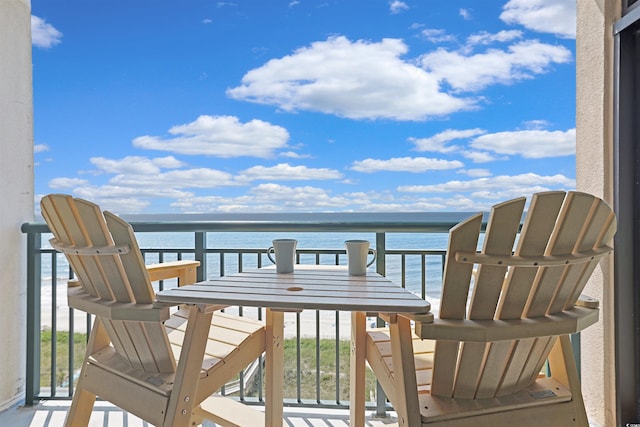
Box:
[366,191,616,427]
[41,194,267,427]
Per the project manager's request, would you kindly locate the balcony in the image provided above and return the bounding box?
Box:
[11,213,587,426]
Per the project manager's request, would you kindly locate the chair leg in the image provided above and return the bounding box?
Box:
[389,315,421,427]
[548,335,589,427]
[350,311,367,426]
[64,318,110,427]
[163,305,214,427]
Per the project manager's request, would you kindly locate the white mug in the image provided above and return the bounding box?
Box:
[345,240,377,276]
[267,239,297,273]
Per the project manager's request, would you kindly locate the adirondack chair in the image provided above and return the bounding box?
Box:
[40,194,267,427]
[366,191,616,427]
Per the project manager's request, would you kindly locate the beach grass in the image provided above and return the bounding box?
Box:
[251,338,378,401]
[41,333,377,401]
[40,329,87,389]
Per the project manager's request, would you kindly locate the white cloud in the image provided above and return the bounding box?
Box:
[74,185,193,200]
[47,155,239,213]
[420,29,457,44]
[227,36,474,121]
[90,156,185,174]
[470,128,575,158]
[49,177,90,189]
[244,184,355,211]
[466,30,523,47]
[500,0,576,39]
[69,185,193,213]
[459,168,492,177]
[34,144,50,153]
[81,197,152,214]
[461,151,500,163]
[522,119,551,130]
[31,16,62,49]
[237,163,343,182]
[410,128,486,152]
[227,34,571,121]
[398,173,575,194]
[459,8,472,20]
[420,40,572,92]
[109,168,236,189]
[132,115,290,158]
[280,151,313,159]
[351,157,463,173]
[170,184,351,213]
[390,1,409,14]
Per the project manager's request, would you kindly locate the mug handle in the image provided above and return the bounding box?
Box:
[367,249,377,267]
[267,246,276,264]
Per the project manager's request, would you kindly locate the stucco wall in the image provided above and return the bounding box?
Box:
[0,0,34,411]
[575,0,617,425]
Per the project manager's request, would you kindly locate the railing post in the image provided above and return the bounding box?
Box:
[374,232,389,417]
[571,332,581,381]
[195,231,207,282]
[375,232,386,276]
[25,230,42,406]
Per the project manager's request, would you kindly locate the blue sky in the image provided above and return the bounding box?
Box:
[31,0,577,214]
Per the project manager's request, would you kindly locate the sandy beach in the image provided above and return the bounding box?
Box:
[40,279,383,340]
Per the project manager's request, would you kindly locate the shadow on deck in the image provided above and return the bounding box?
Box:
[1,400,399,426]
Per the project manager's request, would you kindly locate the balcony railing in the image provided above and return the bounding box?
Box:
[20,212,475,414]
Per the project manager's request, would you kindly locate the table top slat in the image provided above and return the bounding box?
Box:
[156,265,431,314]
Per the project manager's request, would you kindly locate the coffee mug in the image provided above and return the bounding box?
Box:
[345,240,377,276]
[267,239,298,273]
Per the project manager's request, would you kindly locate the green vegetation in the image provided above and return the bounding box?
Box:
[248,338,378,401]
[40,329,87,388]
[42,333,377,402]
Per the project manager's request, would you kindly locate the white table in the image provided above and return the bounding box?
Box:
[155,265,431,427]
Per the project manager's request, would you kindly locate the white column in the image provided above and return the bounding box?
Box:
[0,0,34,411]
[575,0,618,425]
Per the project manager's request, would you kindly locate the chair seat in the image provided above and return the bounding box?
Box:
[86,311,266,397]
[366,328,435,395]
[166,310,266,397]
[367,327,573,423]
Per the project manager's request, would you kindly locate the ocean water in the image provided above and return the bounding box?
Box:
[41,230,451,294]
[37,229,453,338]
[139,230,450,297]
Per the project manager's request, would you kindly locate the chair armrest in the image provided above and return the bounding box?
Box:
[146,260,200,286]
[576,294,599,309]
[376,311,434,324]
[68,286,172,322]
[415,305,599,342]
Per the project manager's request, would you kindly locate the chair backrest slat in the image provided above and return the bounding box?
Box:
[526,192,594,317]
[431,191,615,400]
[74,199,134,303]
[474,340,512,398]
[449,198,526,398]
[439,213,483,320]
[431,213,482,397]
[495,337,536,396]
[497,191,566,320]
[450,342,487,399]
[430,341,460,397]
[561,200,617,310]
[104,212,155,304]
[41,195,108,298]
[468,197,525,320]
[41,194,176,374]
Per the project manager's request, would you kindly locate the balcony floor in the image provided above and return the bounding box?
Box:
[0,400,398,426]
